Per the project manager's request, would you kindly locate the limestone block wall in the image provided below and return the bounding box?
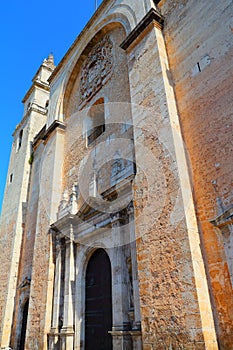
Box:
[0,55,53,348]
[25,127,65,350]
[1,0,232,349]
[10,140,42,349]
[158,0,233,347]
[124,15,218,348]
[0,109,47,348]
[23,87,50,115]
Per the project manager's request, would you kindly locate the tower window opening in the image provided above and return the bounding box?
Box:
[17,129,23,151]
[9,173,13,183]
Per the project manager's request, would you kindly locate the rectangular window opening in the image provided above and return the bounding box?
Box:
[9,173,13,183]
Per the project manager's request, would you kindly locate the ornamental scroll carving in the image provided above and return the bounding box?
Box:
[79,35,113,104]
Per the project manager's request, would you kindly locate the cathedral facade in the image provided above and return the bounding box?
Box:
[0,0,233,349]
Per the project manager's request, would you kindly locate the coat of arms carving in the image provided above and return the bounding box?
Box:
[80,36,113,104]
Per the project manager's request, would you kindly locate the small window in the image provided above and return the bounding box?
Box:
[87,124,105,145]
[45,100,49,108]
[87,98,105,146]
[17,129,23,151]
[9,173,13,183]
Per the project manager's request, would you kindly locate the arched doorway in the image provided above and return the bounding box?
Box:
[85,249,112,350]
[19,299,29,350]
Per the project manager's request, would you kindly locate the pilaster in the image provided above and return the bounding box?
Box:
[127,203,142,349]
[110,212,132,350]
[60,233,75,349]
[25,122,65,349]
[121,8,218,349]
[49,235,62,349]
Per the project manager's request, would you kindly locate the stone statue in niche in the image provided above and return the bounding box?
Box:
[80,35,113,104]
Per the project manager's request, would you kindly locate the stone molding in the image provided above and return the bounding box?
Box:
[109,330,142,336]
[22,79,50,104]
[12,103,47,137]
[120,8,164,51]
[33,120,66,147]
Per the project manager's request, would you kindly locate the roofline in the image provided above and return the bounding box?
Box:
[48,0,113,83]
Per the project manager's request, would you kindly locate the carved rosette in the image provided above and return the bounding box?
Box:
[79,35,113,104]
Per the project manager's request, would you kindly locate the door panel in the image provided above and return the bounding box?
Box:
[85,249,112,350]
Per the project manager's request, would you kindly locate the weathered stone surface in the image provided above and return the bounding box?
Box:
[0,1,233,349]
[158,0,233,348]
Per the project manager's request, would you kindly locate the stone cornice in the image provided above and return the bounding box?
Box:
[50,214,76,240]
[42,120,66,140]
[13,104,47,137]
[22,79,50,103]
[33,120,66,147]
[109,330,142,336]
[120,8,164,51]
[32,125,47,146]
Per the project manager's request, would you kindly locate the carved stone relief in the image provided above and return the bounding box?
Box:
[79,35,113,104]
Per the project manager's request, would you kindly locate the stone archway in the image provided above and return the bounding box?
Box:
[85,249,112,349]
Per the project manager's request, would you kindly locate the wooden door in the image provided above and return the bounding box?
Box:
[85,249,112,350]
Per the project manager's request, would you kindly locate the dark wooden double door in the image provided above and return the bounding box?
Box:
[85,249,112,350]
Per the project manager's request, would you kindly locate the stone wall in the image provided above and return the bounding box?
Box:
[24,126,65,350]
[0,56,53,348]
[158,0,233,347]
[0,109,47,348]
[1,1,233,349]
[125,18,218,348]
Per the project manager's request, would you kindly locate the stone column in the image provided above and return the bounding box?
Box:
[110,212,132,350]
[49,235,62,349]
[61,229,75,349]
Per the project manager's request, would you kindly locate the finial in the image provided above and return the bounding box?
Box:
[70,183,78,215]
[43,53,55,68]
[47,53,54,64]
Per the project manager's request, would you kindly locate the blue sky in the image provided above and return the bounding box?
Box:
[0,0,103,213]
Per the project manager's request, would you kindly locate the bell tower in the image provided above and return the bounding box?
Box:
[0,54,55,348]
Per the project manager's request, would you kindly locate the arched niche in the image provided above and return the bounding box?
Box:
[61,21,133,194]
[63,21,129,119]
